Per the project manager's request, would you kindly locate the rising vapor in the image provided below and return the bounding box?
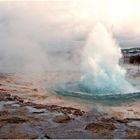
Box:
[80,23,135,94]
[0,1,140,73]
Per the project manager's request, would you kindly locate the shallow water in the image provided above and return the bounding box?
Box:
[52,80,140,106]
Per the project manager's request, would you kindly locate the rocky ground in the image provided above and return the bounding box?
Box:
[0,72,140,139]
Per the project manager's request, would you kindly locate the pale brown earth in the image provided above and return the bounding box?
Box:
[0,71,140,139]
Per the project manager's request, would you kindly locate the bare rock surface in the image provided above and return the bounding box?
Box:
[52,114,71,123]
[0,73,140,139]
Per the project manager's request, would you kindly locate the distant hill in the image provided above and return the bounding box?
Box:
[122,47,140,55]
[121,47,140,65]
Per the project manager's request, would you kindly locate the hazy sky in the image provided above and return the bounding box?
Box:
[0,0,140,50]
[0,0,140,72]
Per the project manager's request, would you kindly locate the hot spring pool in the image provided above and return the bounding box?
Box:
[52,80,140,105]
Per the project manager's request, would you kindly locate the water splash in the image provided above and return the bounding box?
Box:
[52,23,140,103]
[80,23,135,95]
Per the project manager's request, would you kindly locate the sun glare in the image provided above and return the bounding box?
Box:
[107,0,136,21]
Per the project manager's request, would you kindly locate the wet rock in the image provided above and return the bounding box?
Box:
[85,118,116,138]
[85,121,116,131]
[0,111,10,116]
[0,116,27,123]
[127,121,140,128]
[53,114,71,123]
[126,118,140,121]
[117,118,140,124]
[125,130,140,139]
[0,126,38,139]
[116,118,129,123]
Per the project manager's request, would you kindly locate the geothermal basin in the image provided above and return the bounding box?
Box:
[52,24,140,105]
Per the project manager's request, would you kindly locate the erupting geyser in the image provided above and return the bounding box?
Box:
[80,23,135,95]
[53,23,139,101]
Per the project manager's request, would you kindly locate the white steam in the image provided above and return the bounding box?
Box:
[80,23,135,94]
[0,1,140,74]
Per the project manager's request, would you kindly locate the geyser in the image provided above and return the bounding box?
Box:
[53,23,140,103]
[80,23,135,95]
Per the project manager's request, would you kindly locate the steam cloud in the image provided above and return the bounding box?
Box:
[0,1,140,74]
[0,2,83,73]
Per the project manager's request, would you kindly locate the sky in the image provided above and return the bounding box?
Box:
[0,0,140,72]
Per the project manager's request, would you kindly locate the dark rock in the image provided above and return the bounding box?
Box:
[53,114,71,123]
[116,119,129,123]
[19,99,24,103]
[33,88,38,92]
[73,110,84,116]
[33,111,45,114]
[0,130,38,139]
[0,116,27,123]
[85,118,116,138]
[117,118,140,124]
[125,130,140,139]
[0,111,10,116]
[45,134,51,139]
[6,97,13,101]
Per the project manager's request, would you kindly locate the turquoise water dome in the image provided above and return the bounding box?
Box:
[80,23,136,95]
